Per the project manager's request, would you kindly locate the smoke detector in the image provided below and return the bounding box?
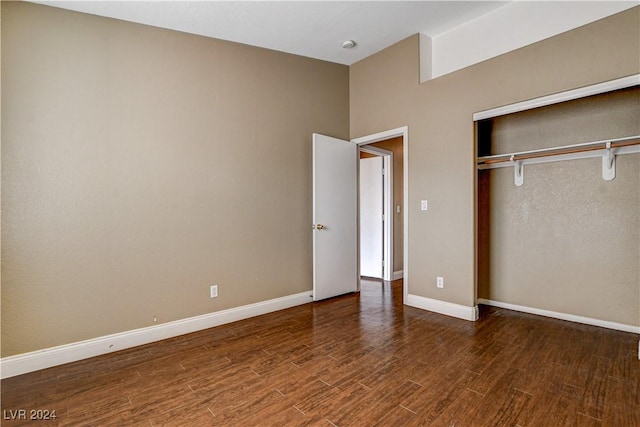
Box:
[342,40,357,49]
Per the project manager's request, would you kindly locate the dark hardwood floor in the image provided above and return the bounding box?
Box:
[2,279,639,426]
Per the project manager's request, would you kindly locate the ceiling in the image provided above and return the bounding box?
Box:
[34,1,510,65]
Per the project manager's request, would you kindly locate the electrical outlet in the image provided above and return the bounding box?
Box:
[436,276,444,288]
[210,285,218,298]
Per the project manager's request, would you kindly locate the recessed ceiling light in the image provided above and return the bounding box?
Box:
[342,40,357,49]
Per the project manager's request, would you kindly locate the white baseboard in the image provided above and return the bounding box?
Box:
[392,270,404,280]
[0,291,312,379]
[477,298,640,334]
[405,293,479,321]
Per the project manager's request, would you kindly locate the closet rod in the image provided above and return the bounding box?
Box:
[477,135,640,166]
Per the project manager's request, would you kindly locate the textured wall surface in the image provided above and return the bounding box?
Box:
[478,88,640,325]
[1,2,349,356]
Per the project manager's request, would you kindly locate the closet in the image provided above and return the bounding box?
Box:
[475,82,640,329]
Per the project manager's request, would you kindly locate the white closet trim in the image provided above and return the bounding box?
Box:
[473,74,639,121]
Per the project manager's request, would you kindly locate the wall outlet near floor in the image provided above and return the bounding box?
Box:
[210,285,219,298]
[436,276,444,288]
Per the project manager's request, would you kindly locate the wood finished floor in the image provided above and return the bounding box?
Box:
[2,279,639,426]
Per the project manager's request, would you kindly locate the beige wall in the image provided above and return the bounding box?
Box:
[350,7,639,325]
[367,137,404,273]
[3,3,639,359]
[1,2,349,356]
[478,88,639,325]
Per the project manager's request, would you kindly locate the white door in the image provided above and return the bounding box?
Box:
[359,156,383,278]
[312,133,358,301]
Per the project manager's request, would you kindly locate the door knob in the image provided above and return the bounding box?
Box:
[314,224,326,230]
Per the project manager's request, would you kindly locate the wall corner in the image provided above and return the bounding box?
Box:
[419,33,432,83]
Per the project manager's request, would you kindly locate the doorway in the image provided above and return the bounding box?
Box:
[353,127,407,300]
[311,127,408,302]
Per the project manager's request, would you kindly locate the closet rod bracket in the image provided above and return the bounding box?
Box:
[602,142,616,181]
[511,155,524,186]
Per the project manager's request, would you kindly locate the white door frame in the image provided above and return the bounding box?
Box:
[352,126,409,302]
[359,146,393,281]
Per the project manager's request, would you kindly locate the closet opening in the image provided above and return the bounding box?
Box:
[475,82,640,335]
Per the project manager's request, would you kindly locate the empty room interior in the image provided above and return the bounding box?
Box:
[1,1,639,425]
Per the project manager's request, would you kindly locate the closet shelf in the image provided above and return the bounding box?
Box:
[477,135,640,186]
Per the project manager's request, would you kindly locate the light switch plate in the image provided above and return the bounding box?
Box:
[421,200,428,211]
